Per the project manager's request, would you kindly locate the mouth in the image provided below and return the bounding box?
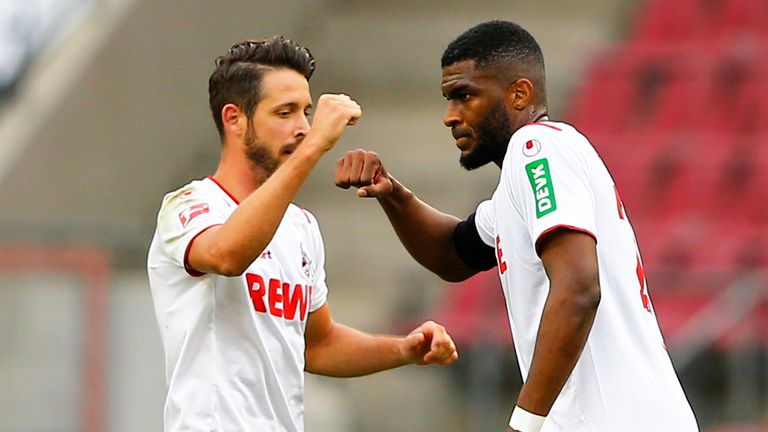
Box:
[452,128,472,149]
[455,136,472,151]
[281,142,300,156]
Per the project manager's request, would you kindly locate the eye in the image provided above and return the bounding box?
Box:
[277,111,291,118]
[446,92,471,102]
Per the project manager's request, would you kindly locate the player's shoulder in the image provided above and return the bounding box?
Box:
[509,121,591,160]
[153,179,209,235]
[514,120,585,142]
[286,203,319,226]
[285,204,324,249]
[160,178,215,208]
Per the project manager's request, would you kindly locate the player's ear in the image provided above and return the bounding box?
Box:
[222,103,246,138]
[508,78,534,111]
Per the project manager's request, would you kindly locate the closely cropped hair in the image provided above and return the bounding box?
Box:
[441,20,545,82]
[208,36,315,138]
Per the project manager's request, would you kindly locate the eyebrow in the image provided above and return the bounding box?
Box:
[273,101,313,111]
[442,83,472,98]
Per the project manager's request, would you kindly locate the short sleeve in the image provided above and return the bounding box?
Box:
[506,126,597,255]
[301,210,328,312]
[155,184,229,275]
[474,199,496,247]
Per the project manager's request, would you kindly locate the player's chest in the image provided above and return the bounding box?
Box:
[489,187,543,275]
[249,230,317,281]
[240,225,318,323]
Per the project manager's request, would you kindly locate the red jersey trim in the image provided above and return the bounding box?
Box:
[528,122,562,131]
[299,207,312,224]
[535,225,597,256]
[207,176,240,204]
[184,224,222,277]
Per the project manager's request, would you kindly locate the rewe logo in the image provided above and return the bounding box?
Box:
[525,158,557,218]
[246,273,313,321]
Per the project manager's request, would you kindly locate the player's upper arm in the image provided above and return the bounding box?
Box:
[185,225,239,276]
[305,304,334,352]
[539,228,600,306]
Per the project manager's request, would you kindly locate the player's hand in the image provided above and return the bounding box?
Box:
[335,149,394,198]
[306,94,361,153]
[399,320,458,366]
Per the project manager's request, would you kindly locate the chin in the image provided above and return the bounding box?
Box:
[459,152,492,170]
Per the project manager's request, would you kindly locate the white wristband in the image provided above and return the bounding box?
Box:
[509,406,546,432]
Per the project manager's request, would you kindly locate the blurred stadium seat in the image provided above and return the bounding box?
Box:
[718,0,768,40]
[627,0,714,47]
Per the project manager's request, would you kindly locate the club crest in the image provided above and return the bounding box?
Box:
[300,243,315,279]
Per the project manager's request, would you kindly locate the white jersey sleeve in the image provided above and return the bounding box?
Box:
[298,208,328,312]
[474,199,496,247]
[155,182,229,275]
[506,124,598,254]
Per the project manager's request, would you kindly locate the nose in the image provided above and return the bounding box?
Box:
[443,102,461,128]
[296,113,311,137]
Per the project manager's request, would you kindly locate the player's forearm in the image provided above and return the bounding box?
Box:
[376,179,474,282]
[516,281,600,416]
[205,145,324,275]
[305,323,407,377]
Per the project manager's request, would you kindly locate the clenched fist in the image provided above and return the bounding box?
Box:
[335,149,395,197]
[399,320,459,366]
[306,94,362,153]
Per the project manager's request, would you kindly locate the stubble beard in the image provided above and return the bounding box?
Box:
[244,123,280,183]
[459,101,513,171]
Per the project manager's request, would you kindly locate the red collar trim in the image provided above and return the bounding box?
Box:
[528,122,562,131]
[207,176,240,204]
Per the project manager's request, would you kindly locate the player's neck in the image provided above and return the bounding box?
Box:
[211,149,265,203]
[530,107,549,124]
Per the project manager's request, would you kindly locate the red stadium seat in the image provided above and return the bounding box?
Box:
[737,136,768,224]
[628,0,714,48]
[700,45,768,134]
[432,270,512,347]
[748,81,768,135]
[590,134,667,212]
[708,420,768,432]
[566,78,638,135]
[653,289,715,343]
[717,0,768,41]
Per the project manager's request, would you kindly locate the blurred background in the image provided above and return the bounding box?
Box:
[0,0,766,430]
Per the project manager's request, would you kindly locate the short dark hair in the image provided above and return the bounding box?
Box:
[441,20,545,88]
[208,36,315,138]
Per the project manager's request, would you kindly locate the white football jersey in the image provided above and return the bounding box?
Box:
[147,177,328,432]
[474,121,699,431]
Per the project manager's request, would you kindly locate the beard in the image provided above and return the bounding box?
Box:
[459,101,513,170]
[244,123,281,182]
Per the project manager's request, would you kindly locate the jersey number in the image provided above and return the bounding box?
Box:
[636,256,652,313]
[614,185,625,220]
[496,236,508,274]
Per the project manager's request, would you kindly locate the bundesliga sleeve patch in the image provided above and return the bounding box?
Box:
[178,202,210,228]
[525,158,557,218]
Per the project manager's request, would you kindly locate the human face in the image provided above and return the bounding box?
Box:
[441,60,513,169]
[245,68,312,178]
